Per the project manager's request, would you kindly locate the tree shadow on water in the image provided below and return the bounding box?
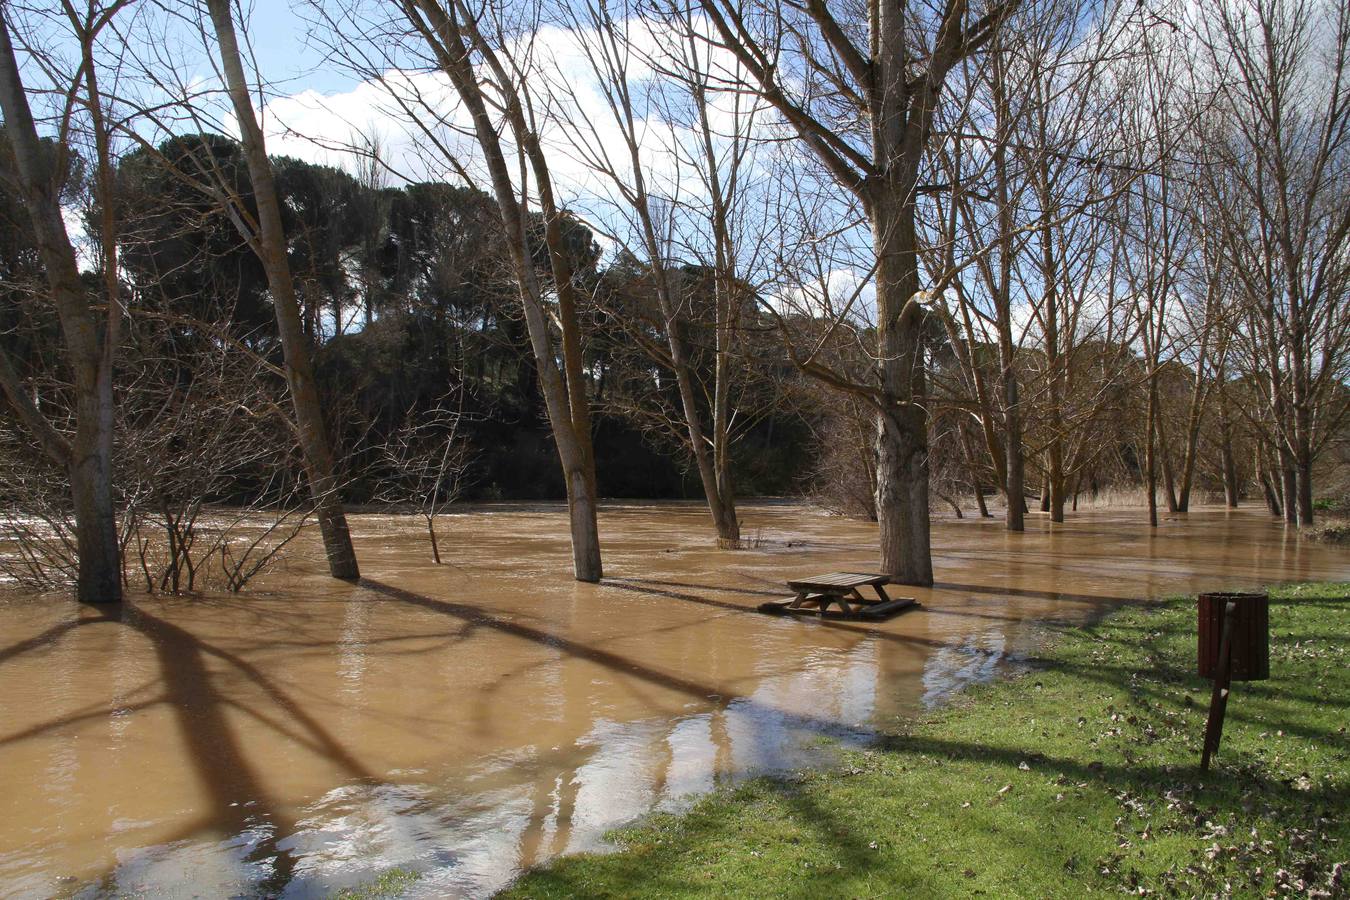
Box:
[1,602,379,897]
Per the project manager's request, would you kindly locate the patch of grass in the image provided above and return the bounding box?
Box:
[1306,519,1350,545]
[500,582,1350,899]
[333,867,420,899]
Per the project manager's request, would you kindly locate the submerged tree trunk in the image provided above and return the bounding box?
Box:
[1292,385,1315,526]
[1220,429,1239,507]
[1145,376,1159,528]
[1155,402,1179,513]
[992,45,1024,533]
[1176,368,1207,514]
[0,21,122,603]
[207,0,359,581]
[1278,452,1297,525]
[959,428,992,518]
[668,334,740,547]
[1257,451,1282,517]
[426,517,441,565]
[404,0,602,581]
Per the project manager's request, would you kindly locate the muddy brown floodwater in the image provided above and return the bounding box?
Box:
[0,503,1345,898]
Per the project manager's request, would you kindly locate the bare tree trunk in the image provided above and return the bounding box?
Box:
[207,0,359,580]
[873,200,932,585]
[668,337,739,547]
[1220,420,1239,507]
[1292,387,1315,526]
[404,0,601,581]
[1145,376,1159,528]
[1159,419,1179,513]
[1278,450,1297,525]
[1256,450,1281,517]
[992,47,1024,532]
[958,427,991,518]
[1176,341,1211,513]
[0,19,121,603]
[427,517,441,565]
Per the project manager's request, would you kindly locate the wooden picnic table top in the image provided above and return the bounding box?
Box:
[786,572,891,592]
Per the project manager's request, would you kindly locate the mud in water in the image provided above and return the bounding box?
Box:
[0,503,1345,898]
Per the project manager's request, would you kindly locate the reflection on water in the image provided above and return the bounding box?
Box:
[0,504,1345,898]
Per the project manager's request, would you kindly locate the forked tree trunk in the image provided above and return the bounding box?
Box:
[958,428,992,518]
[0,22,122,603]
[669,348,740,548]
[1256,451,1282,517]
[207,0,359,580]
[1278,452,1297,525]
[1155,400,1179,513]
[1176,372,1207,513]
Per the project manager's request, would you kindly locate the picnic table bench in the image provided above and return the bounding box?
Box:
[757,572,918,621]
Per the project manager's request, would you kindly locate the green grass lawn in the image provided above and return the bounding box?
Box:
[500,582,1350,899]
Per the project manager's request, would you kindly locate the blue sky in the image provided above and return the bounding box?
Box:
[243,2,359,95]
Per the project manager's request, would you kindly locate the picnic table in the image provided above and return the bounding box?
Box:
[757,572,918,621]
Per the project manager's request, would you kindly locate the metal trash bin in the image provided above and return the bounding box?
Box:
[1198,591,1269,681]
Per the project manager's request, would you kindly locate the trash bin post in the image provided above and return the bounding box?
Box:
[1197,591,1270,771]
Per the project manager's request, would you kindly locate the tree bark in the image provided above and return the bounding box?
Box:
[872,200,932,585]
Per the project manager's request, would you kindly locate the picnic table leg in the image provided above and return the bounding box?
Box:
[873,583,892,603]
[834,593,854,617]
[786,591,810,610]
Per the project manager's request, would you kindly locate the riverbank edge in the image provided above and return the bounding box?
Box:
[495,582,1350,899]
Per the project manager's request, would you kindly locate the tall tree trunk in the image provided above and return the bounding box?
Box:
[1220,421,1239,507]
[406,0,602,581]
[872,200,932,585]
[668,332,739,547]
[0,20,121,603]
[208,0,359,580]
[1155,403,1179,513]
[958,427,991,518]
[1292,386,1315,526]
[1145,375,1159,528]
[1176,357,1209,514]
[1278,449,1297,525]
[1256,450,1281,516]
[992,46,1023,532]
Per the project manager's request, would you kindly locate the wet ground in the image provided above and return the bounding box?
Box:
[0,502,1345,898]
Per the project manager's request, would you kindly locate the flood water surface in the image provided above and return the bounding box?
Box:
[1,504,1345,897]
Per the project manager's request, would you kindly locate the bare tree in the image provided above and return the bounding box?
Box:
[1192,0,1350,526]
[536,0,773,548]
[0,2,129,603]
[375,395,473,563]
[201,0,361,577]
[116,323,315,594]
[694,0,1022,584]
[366,0,605,581]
